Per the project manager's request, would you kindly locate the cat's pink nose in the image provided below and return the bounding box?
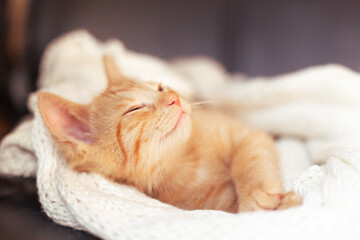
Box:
[162,93,181,108]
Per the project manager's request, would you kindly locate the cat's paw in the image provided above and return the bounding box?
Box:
[276,191,302,210]
[238,185,283,212]
[238,187,303,212]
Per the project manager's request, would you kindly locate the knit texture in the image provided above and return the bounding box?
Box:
[1,30,360,239]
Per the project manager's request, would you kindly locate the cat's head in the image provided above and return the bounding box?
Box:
[38,55,192,187]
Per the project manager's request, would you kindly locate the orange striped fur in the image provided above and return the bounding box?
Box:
[38,56,302,213]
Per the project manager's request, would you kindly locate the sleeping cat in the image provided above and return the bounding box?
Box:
[38,56,301,213]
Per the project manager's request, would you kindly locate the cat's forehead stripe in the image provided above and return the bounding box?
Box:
[119,97,135,102]
[108,89,129,94]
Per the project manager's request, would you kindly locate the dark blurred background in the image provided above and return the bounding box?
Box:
[1,0,360,239]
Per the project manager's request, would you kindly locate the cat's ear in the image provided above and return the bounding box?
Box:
[38,92,94,146]
[103,55,126,86]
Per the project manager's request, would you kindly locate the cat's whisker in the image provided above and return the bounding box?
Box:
[189,99,243,114]
[190,100,222,106]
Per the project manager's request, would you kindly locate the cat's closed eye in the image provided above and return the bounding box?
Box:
[123,104,146,115]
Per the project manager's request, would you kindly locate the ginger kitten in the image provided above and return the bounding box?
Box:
[38,56,301,213]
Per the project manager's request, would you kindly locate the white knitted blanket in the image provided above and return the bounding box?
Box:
[1,30,360,240]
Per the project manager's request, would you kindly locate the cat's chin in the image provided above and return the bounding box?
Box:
[163,112,191,142]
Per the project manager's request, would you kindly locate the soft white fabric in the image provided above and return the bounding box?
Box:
[1,30,360,239]
[0,117,36,177]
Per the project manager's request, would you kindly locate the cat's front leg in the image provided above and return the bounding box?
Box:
[230,129,302,212]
